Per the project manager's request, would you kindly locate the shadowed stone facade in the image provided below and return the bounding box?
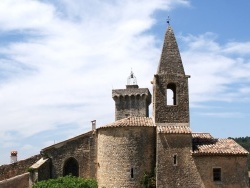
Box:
[113,82,151,120]
[156,132,205,187]
[97,126,156,187]
[0,154,41,181]
[193,155,249,188]
[40,131,97,179]
[1,25,249,188]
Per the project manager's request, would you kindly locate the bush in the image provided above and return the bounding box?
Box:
[33,175,98,188]
[140,171,156,188]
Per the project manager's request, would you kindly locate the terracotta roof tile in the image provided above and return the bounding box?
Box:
[157,126,191,134]
[193,138,249,156]
[98,117,154,129]
[192,133,215,146]
[192,133,213,139]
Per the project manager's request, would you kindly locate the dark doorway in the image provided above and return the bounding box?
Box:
[63,157,79,177]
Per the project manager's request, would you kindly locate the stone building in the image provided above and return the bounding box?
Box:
[0,25,249,188]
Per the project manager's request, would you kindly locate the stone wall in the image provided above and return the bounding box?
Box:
[37,158,51,181]
[29,158,51,186]
[0,172,29,188]
[42,131,97,179]
[0,154,41,181]
[156,133,204,187]
[153,25,190,124]
[193,155,249,188]
[97,126,156,188]
[112,87,151,121]
[153,74,190,123]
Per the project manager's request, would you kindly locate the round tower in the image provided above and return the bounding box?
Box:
[97,117,156,187]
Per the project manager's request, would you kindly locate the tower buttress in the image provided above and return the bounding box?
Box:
[153,26,190,125]
[113,71,151,121]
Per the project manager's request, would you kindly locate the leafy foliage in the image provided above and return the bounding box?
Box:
[230,136,250,169]
[33,175,98,188]
[140,171,156,188]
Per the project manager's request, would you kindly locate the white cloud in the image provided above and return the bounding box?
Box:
[181,33,250,104]
[0,0,55,31]
[223,42,250,55]
[198,112,244,118]
[0,0,249,164]
[0,0,190,164]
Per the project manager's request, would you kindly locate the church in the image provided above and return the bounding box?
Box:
[0,25,249,188]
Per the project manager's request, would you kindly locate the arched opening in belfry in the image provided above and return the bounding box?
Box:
[63,157,79,177]
[166,83,177,105]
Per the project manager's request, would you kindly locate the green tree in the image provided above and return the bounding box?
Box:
[33,175,98,188]
[140,171,156,188]
[230,136,250,170]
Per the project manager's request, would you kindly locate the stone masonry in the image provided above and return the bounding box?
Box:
[0,24,248,188]
[153,26,190,124]
[97,125,155,187]
[156,132,205,187]
[0,154,41,181]
[113,84,151,121]
[193,155,249,188]
[41,131,97,179]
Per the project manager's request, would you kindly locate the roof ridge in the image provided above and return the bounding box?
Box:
[98,116,154,129]
[192,137,249,156]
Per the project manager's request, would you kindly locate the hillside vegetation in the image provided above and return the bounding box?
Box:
[230,136,250,170]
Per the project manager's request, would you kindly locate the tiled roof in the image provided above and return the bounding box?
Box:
[192,133,215,145]
[157,126,191,134]
[193,138,249,156]
[192,133,213,139]
[98,117,154,129]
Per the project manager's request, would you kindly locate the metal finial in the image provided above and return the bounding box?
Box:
[167,16,171,25]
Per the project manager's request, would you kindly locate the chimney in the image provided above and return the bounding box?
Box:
[91,120,96,130]
[10,151,17,163]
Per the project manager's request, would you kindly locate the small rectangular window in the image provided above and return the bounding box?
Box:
[213,168,221,181]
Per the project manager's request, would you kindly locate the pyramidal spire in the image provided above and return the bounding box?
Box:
[157,26,185,75]
[153,24,190,124]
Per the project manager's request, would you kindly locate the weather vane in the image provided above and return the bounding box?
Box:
[167,16,171,25]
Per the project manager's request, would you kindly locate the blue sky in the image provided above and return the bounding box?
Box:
[0,0,249,165]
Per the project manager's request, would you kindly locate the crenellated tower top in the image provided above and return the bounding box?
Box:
[112,71,151,121]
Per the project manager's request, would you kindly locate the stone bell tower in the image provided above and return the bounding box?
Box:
[153,25,190,125]
[112,71,151,120]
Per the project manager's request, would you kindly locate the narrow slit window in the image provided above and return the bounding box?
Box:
[130,168,134,178]
[173,154,177,166]
[213,168,221,181]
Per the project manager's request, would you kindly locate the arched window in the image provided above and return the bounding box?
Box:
[166,83,177,105]
[63,157,79,177]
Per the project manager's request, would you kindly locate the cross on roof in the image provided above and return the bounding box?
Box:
[167,16,171,25]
